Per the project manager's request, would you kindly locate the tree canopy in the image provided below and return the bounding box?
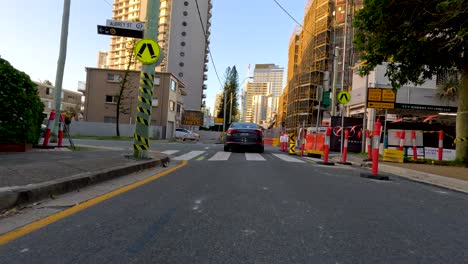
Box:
[353,0,468,161]
[217,66,239,129]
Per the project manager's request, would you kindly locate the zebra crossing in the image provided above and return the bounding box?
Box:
[160,150,305,163]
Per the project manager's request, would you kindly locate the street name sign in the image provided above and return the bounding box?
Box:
[97,25,143,38]
[106,19,144,31]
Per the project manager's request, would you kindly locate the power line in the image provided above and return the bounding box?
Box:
[103,0,112,7]
[271,0,313,35]
[194,0,223,88]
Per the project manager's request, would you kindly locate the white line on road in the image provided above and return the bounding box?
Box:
[272,154,305,163]
[245,153,266,161]
[174,151,205,160]
[161,150,180,155]
[208,151,231,161]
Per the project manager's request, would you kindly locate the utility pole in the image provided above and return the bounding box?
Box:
[331,46,339,116]
[133,0,160,159]
[52,0,71,137]
[223,90,227,131]
[229,92,233,124]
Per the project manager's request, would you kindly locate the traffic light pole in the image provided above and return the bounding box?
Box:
[133,0,160,159]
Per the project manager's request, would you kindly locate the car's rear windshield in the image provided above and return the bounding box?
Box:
[230,123,259,129]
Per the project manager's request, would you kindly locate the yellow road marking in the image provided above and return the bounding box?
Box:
[0,160,187,246]
[196,155,205,161]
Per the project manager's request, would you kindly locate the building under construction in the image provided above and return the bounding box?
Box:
[284,0,363,130]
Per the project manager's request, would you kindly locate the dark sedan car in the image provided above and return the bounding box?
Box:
[224,122,264,153]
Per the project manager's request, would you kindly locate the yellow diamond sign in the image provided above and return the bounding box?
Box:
[134,38,160,65]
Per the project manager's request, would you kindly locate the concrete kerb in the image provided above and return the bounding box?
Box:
[0,155,171,211]
[343,154,468,194]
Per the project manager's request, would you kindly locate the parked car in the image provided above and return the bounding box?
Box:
[224,122,264,153]
[175,128,200,141]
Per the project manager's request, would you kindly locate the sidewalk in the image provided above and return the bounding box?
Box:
[330,153,468,194]
[0,147,170,211]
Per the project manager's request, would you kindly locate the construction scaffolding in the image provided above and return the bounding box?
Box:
[286,0,333,130]
[285,0,364,131]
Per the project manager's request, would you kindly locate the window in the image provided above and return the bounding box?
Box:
[105,95,118,103]
[180,52,185,57]
[176,103,181,113]
[170,79,177,91]
[154,77,160,86]
[181,31,186,36]
[169,100,175,111]
[178,72,184,77]
[184,1,189,6]
[182,21,187,26]
[183,11,188,16]
[107,73,121,82]
[179,62,184,67]
[181,42,186,46]
[104,116,116,123]
[46,88,52,95]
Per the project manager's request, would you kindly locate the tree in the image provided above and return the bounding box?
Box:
[115,39,137,136]
[437,71,460,102]
[42,80,53,86]
[353,0,468,161]
[217,66,240,129]
[0,56,44,145]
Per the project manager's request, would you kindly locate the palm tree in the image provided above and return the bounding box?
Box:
[436,72,460,102]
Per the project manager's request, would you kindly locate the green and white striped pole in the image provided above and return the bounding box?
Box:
[133,0,160,159]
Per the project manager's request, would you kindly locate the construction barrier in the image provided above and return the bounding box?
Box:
[43,110,56,147]
[300,129,306,156]
[399,129,405,151]
[304,134,325,156]
[323,126,331,163]
[289,131,296,155]
[411,130,417,160]
[342,130,349,163]
[438,130,443,161]
[366,130,372,160]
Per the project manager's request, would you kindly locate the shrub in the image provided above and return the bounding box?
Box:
[0,56,44,144]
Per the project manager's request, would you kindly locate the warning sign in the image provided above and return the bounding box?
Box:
[367,88,396,109]
[134,38,160,64]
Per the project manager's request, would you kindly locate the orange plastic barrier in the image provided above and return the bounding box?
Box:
[305,134,325,152]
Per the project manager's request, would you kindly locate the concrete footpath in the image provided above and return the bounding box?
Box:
[330,153,468,194]
[0,147,170,211]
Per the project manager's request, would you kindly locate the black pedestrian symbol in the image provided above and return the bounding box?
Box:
[340,93,349,102]
[137,43,157,59]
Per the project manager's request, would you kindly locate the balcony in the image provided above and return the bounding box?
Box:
[204,57,209,63]
[202,84,207,90]
[202,94,207,99]
[203,74,208,81]
[204,65,208,72]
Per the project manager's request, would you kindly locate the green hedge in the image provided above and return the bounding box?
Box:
[0,56,44,144]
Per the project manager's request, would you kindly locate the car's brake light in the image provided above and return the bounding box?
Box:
[226,129,237,136]
[253,129,262,135]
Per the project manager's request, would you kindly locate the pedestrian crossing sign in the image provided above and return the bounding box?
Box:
[134,38,160,64]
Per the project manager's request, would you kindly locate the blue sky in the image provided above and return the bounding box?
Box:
[0,0,307,114]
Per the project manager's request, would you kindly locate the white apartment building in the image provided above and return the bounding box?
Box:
[106,0,212,111]
[253,64,284,97]
[245,82,269,123]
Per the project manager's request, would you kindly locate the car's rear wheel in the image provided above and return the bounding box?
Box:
[258,146,264,153]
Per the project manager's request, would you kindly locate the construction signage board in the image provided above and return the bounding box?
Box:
[367,88,396,109]
[182,111,203,126]
[214,117,224,125]
[97,25,144,38]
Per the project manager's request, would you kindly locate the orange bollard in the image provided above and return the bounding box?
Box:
[438,130,444,161]
[43,110,56,147]
[361,120,389,180]
[372,120,382,175]
[58,113,65,147]
[319,126,334,165]
[365,130,372,161]
[301,130,306,156]
[399,130,405,151]
[411,130,417,160]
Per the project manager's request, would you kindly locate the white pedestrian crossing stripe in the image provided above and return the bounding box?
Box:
[272,154,305,163]
[245,153,266,161]
[173,150,205,160]
[208,151,231,161]
[161,150,180,155]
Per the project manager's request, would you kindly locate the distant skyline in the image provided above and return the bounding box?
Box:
[0,0,307,115]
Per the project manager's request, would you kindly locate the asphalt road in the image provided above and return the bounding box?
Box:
[1,142,468,263]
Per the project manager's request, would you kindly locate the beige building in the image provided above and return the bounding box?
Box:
[107,0,212,111]
[83,67,186,138]
[245,82,269,123]
[97,51,109,68]
[36,82,82,116]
